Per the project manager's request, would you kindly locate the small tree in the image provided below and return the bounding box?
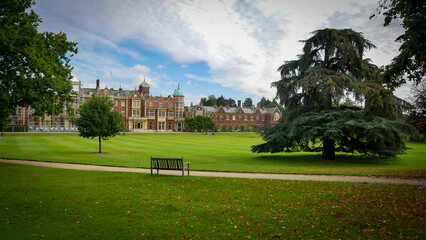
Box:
[74,95,124,153]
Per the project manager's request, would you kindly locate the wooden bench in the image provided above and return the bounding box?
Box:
[151,157,190,176]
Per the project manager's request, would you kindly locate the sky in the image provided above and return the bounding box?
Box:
[33,0,409,105]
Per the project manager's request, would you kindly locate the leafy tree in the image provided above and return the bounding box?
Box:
[185,115,216,132]
[407,80,426,135]
[228,98,237,107]
[252,28,413,159]
[74,95,124,153]
[0,0,78,131]
[243,98,253,108]
[200,95,216,106]
[370,0,425,88]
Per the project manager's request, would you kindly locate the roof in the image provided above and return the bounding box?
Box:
[140,79,150,88]
[173,84,184,96]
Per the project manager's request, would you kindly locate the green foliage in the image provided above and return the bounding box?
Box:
[0,0,78,131]
[253,108,412,157]
[199,95,237,107]
[185,115,216,132]
[74,95,124,153]
[242,98,253,108]
[254,28,414,159]
[371,0,426,87]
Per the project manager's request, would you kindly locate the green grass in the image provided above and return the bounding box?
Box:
[0,163,424,239]
[0,132,425,177]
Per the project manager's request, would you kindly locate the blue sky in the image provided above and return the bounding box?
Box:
[33,0,408,105]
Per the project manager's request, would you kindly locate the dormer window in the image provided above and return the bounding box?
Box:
[149,101,153,107]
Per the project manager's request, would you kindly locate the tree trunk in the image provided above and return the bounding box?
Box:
[322,138,335,160]
[99,136,102,153]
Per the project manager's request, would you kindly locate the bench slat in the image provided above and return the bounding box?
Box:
[151,157,189,176]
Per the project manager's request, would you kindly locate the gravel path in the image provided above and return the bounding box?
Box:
[1,159,424,186]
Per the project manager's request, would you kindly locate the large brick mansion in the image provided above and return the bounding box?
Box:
[9,78,281,132]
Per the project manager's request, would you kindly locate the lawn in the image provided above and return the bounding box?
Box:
[0,163,424,239]
[0,132,425,177]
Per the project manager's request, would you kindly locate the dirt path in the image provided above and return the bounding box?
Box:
[1,159,424,186]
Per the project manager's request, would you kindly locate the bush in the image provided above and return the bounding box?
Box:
[407,134,426,142]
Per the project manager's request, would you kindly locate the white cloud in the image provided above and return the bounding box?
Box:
[157,64,165,69]
[35,0,404,99]
[186,81,191,85]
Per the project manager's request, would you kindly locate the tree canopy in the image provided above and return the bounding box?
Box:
[74,95,124,153]
[0,0,78,131]
[185,115,216,132]
[199,95,237,107]
[370,0,425,88]
[252,28,413,159]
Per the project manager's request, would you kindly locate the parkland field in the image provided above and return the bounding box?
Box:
[0,132,425,177]
[0,132,425,239]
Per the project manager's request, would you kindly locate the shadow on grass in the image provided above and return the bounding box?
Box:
[254,153,398,166]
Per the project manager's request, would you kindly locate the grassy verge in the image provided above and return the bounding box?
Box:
[0,163,424,239]
[0,132,425,177]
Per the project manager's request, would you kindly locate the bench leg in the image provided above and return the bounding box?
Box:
[157,168,159,174]
[187,168,189,176]
[151,168,152,175]
[182,168,184,176]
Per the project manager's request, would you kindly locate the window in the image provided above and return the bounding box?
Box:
[262,116,265,121]
[132,109,140,118]
[159,111,165,117]
[274,113,280,121]
[114,100,118,107]
[175,103,179,108]
[168,122,172,130]
[159,102,163,108]
[232,115,236,121]
[159,122,165,130]
[121,101,125,107]
[148,110,155,117]
[226,115,229,120]
[245,116,248,121]
[256,116,259,122]
[149,101,153,107]
[132,100,140,108]
[220,116,223,121]
[238,116,242,122]
[169,102,172,108]
[121,110,125,116]
[250,116,254,121]
[168,111,174,117]
[149,122,153,130]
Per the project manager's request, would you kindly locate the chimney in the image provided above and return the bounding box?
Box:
[238,100,241,107]
[96,79,100,92]
[119,84,122,91]
[261,101,264,108]
[191,102,193,107]
[249,99,253,108]
[213,98,217,107]
[225,100,229,108]
[139,85,143,93]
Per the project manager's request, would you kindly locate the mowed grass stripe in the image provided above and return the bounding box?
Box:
[0,133,425,177]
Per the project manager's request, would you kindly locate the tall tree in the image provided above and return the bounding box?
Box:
[243,98,253,108]
[252,28,413,159]
[74,95,124,153]
[0,0,78,131]
[370,0,425,88]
